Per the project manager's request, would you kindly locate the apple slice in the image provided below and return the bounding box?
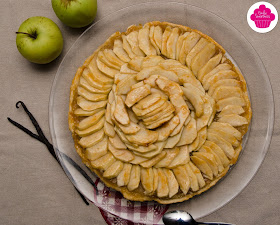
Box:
[82,68,112,90]
[129,155,149,165]
[167,145,190,168]
[218,114,248,127]
[156,168,169,198]
[126,143,157,153]
[77,109,105,130]
[98,51,120,70]
[153,168,159,192]
[178,31,201,65]
[113,39,131,62]
[114,127,130,145]
[126,31,145,56]
[109,134,127,150]
[210,122,242,140]
[153,26,163,50]
[142,56,164,68]
[175,32,190,60]
[122,35,136,59]
[116,74,137,95]
[117,122,140,135]
[77,96,107,111]
[196,127,207,150]
[208,79,241,96]
[126,127,158,146]
[199,145,224,173]
[114,96,130,125]
[140,167,154,194]
[161,26,172,57]
[117,163,132,186]
[74,108,103,117]
[103,161,124,179]
[212,86,243,102]
[127,165,141,191]
[169,94,187,112]
[204,140,230,168]
[208,128,239,147]
[190,155,213,180]
[163,168,179,198]
[181,84,204,117]
[104,121,115,138]
[155,147,180,168]
[134,93,161,110]
[75,117,105,137]
[128,57,144,71]
[132,99,166,117]
[207,132,234,159]
[79,77,111,94]
[78,129,105,148]
[218,105,245,118]
[145,112,174,129]
[170,105,190,136]
[103,49,125,68]
[201,63,232,86]
[197,53,222,81]
[173,165,190,194]
[157,115,180,141]
[192,152,218,177]
[149,26,161,55]
[120,63,138,74]
[78,87,107,102]
[216,97,246,112]
[134,141,166,159]
[186,38,209,67]
[108,142,134,162]
[177,117,197,146]
[196,95,214,131]
[166,27,180,59]
[85,137,108,161]
[88,57,114,85]
[203,70,239,91]
[185,163,199,192]
[96,57,119,78]
[189,161,206,188]
[138,26,157,56]
[125,84,151,107]
[165,126,184,148]
[140,152,167,168]
[90,152,116,170]
[156,77,183,96]
[137,66,179,82]
[191,42,217,76]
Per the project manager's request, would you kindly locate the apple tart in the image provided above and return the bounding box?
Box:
[69,21,251,204]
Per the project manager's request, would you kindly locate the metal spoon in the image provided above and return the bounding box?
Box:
[162,210,234,225]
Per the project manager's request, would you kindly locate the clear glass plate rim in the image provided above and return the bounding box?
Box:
[48,1,275,222]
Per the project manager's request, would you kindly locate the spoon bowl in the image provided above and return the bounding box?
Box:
[162,210,235,225]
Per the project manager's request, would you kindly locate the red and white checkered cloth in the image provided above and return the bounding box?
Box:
[92,178,169,225]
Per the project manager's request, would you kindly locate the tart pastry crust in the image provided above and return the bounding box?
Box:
[69,21,251,204]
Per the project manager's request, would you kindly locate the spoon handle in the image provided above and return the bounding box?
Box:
[198,223,235,225]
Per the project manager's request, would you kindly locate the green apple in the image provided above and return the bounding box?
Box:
[16,16,63,64]
[52,0,97,28]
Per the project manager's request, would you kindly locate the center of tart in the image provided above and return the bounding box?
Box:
[103,54,216,164]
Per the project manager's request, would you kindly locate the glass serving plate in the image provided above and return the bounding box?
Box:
[49,2,274,224]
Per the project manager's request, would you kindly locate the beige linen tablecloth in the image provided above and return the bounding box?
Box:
[1,0,279,224]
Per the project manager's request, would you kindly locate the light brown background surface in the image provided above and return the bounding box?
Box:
[1,0,280,224]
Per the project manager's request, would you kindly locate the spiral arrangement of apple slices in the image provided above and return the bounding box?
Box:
[69,21,251,204]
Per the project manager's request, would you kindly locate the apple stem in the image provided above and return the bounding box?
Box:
[16,32,37,39]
